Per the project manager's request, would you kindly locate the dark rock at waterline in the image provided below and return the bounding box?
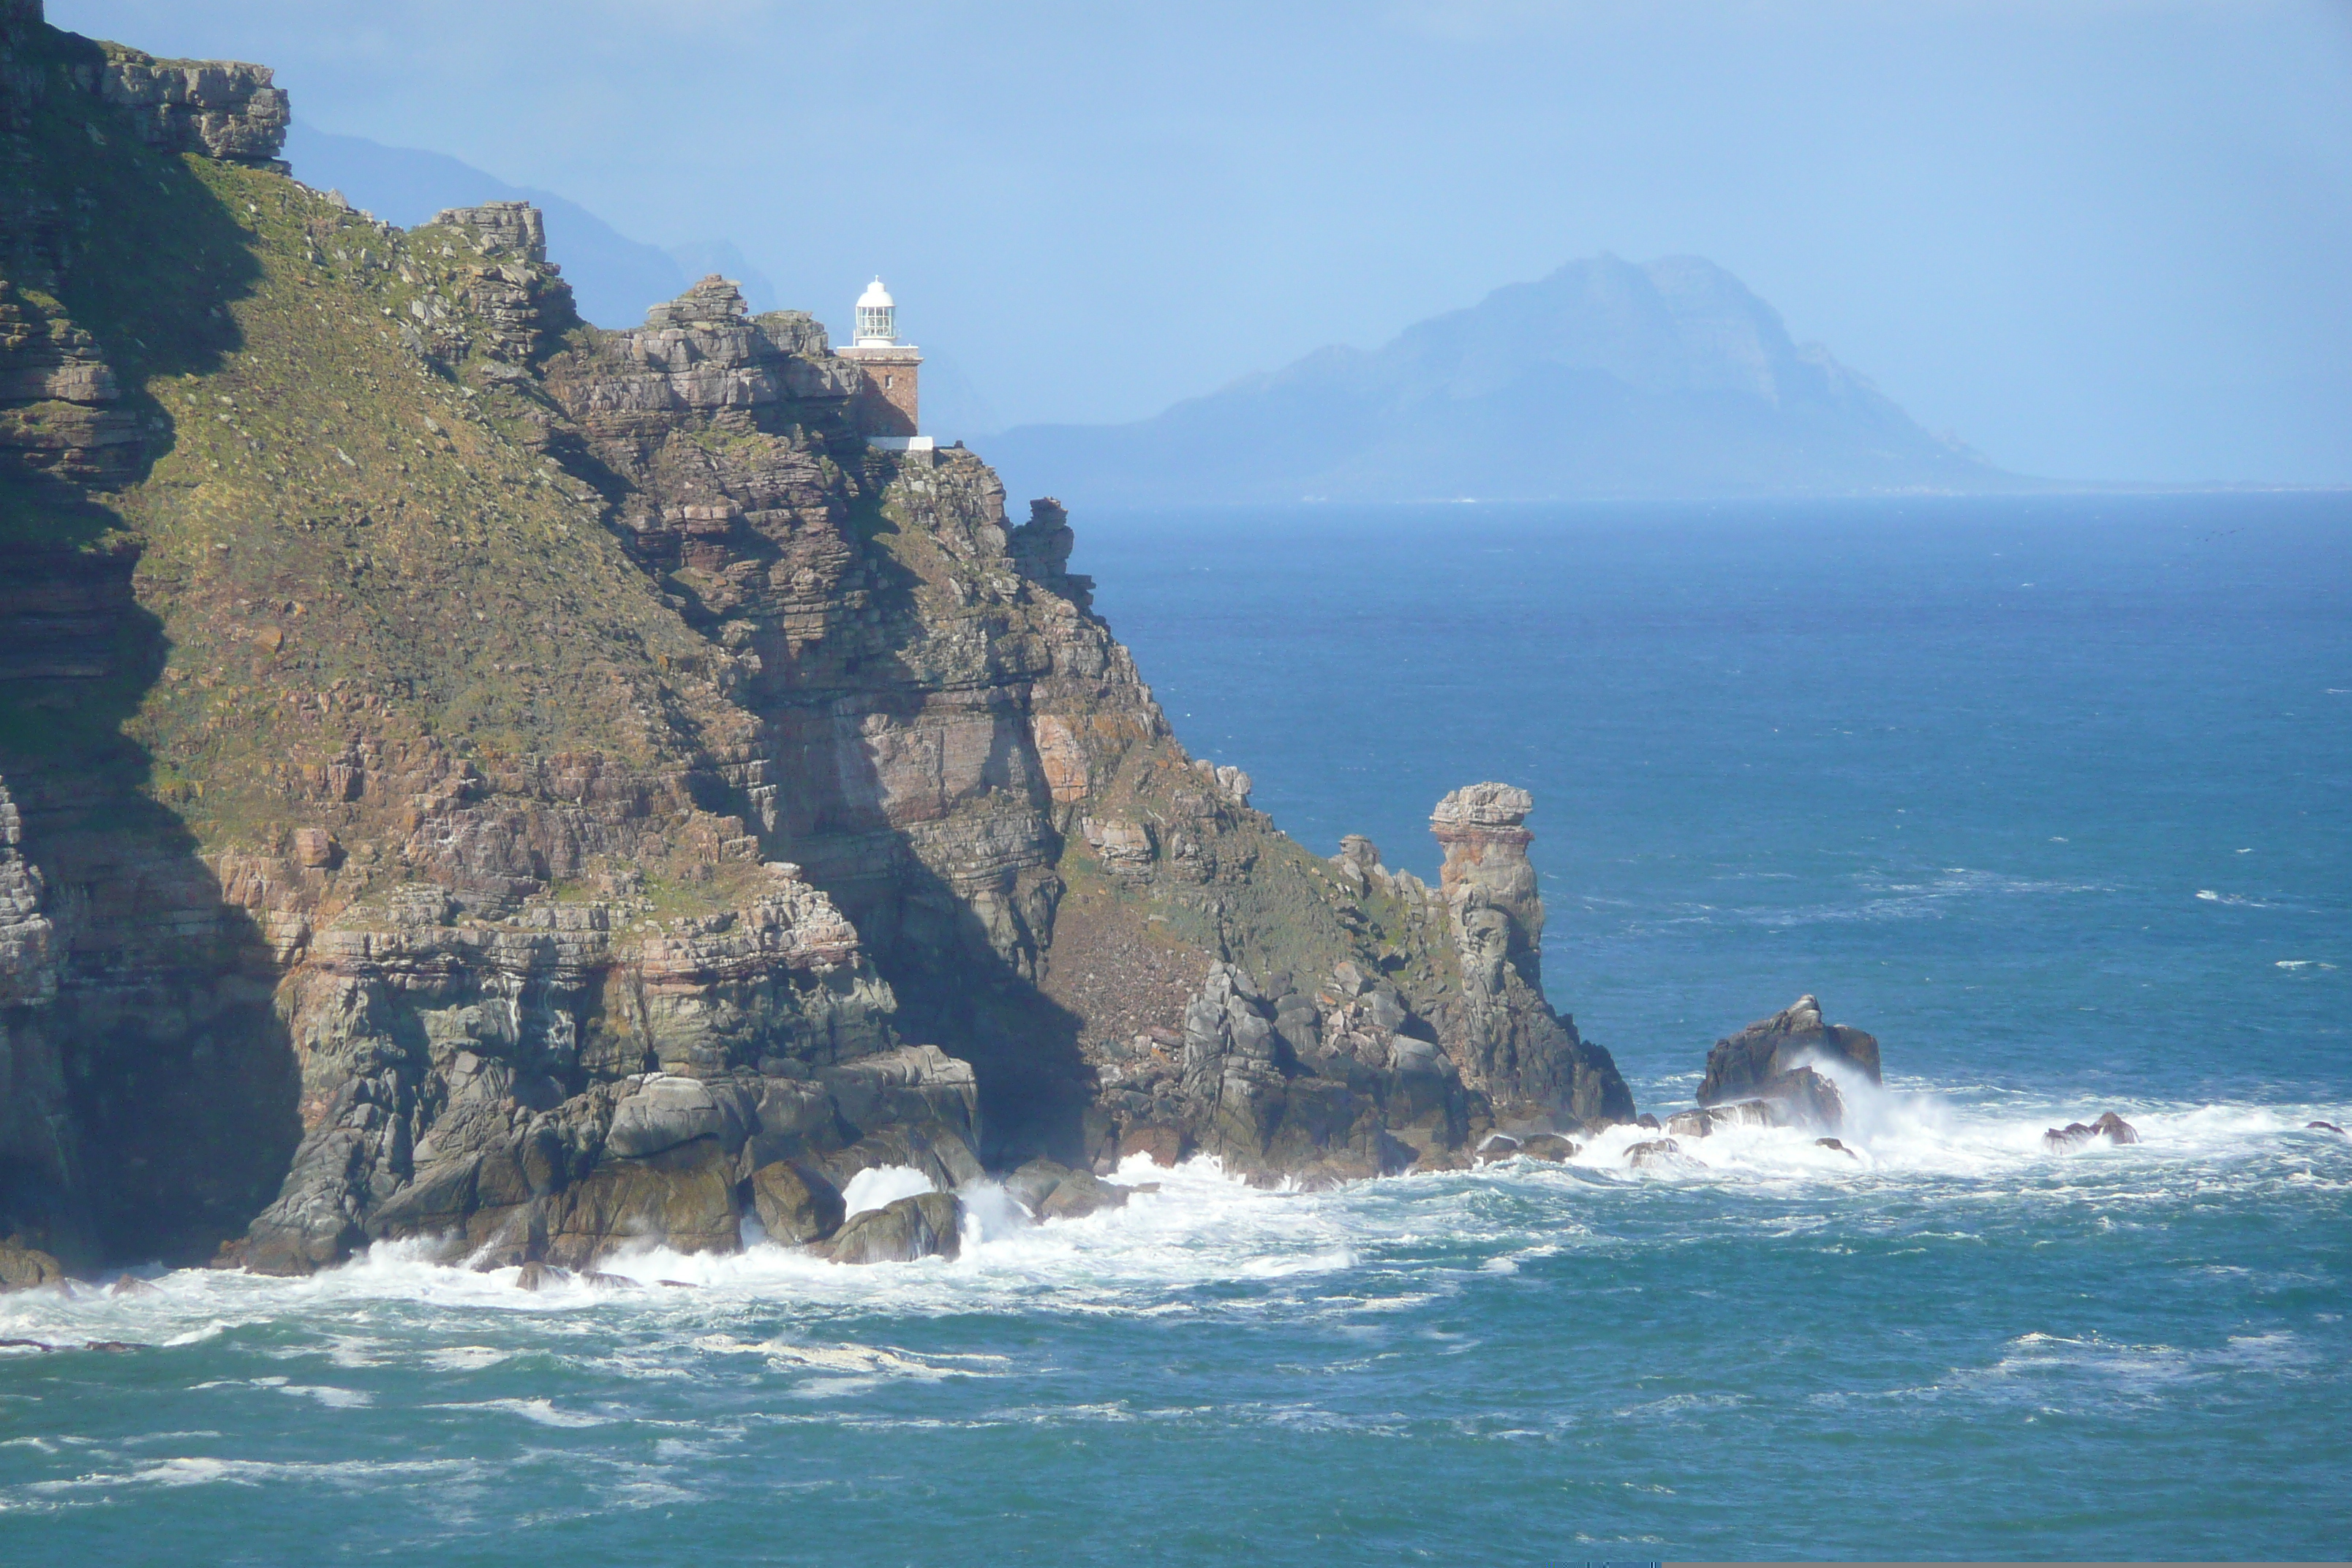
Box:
[1473,1131,1576,1164]
[1815,1137,1855,1157]
[2307,1120,2345,1135]
[1042,1169,1131,1220]
[1665,1101,1774,1139]
[105,1273,157,1297]
[516,1262,570,1291]
[1627,1137,1698,1169]
[0,1241,64,1292]
[513,1261,638,1291]
[1698,995,1881,1115]
[1007,1158,1132,1221]
[2043,1112,2139,1151]
[1118,1123,1186,1169]
[748,1161,844,1246]
[1635,1115,1662,1131]
[1678,1076,1846,1136]
[1768,1066,1847,1131]
[828,1192,962,1264]
[814,1118,985,1199]
[1004,1159,1065,1214]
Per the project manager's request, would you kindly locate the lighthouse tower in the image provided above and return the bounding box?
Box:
[837,276,925,448]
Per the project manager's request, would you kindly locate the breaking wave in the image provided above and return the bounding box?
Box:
[0,1074,2340,1347]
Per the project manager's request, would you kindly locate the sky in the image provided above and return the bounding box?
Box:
[55,0,2352,484]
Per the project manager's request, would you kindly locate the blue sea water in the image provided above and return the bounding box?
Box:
[3,494,2347,1562]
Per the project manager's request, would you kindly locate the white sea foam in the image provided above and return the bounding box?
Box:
[279,1383,372,1409]
[0,1078,2337,1360]
[428,1397,611,1428]
[838,1164,938,1219]
[18,1453,476,1496]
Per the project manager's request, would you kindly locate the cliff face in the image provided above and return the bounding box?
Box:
[0,4,1632,1274]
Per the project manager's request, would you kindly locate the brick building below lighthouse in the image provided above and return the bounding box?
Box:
[837,277,926,448]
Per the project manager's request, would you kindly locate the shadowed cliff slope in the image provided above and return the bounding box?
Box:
[0,1,1632,1275]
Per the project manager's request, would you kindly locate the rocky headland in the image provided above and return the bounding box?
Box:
[0,3,1637,1280]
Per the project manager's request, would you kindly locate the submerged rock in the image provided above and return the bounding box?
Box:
[2306,1120,2345,1135]
[2092,1111,2140,1144]
[515,1262,570,1292]
[1626,1138,1698,1169]
[1006,1159,1131,1221]
[1667,1101,1777,1139]
[827,1192,962,1264]
[1814,1137,1855,1156]
[2042,1112,2140,1151]
[1041,1169,1131,1221]
[1004,1159,1067,1215]
[1764,1066,1847,1132]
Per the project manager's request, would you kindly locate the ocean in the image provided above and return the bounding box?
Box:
[4,494,2346,1561]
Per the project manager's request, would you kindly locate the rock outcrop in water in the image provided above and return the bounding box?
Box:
[826,1191,960,1264]
[1693,994,1877,1131]
[0,4,1635,1276]
[2042,1112,2138,1152]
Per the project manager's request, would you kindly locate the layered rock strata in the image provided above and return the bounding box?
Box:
[0,3,1639,1277]
[1,4,290,482]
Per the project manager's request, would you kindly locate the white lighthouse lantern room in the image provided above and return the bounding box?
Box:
[838,276,925,447]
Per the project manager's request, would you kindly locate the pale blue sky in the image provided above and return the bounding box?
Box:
[56,0,2352,483]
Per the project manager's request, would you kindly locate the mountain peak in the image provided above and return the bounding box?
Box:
[988,254,2012,506]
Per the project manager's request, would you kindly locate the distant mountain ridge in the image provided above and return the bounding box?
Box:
[282,125,777,327]
[985,255,2015,507]
[279,127,1005,440]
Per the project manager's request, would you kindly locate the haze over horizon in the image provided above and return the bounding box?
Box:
[53,0,2352,486]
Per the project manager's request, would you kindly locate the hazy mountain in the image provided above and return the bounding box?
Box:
[284,125,689,327]
[984,255,2016,508]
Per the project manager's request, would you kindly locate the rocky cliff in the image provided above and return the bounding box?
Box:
[0,3,1633,1276]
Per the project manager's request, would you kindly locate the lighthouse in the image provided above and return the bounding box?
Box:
[838,277,926,448]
